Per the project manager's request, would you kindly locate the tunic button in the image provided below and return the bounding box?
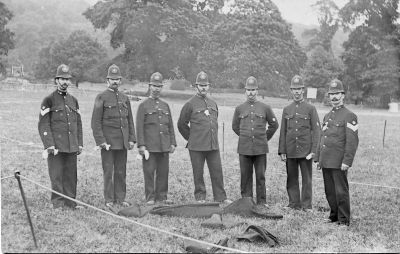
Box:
[251,105,253,107]
[251,128,254,131]
[295,129,298,131]
[160,132,163,134]
[295,137,298,140]
[323,145,326,147]
[159,116,161,118]
[68,122,70,125]
[121,127,123,129]
[296,121,298,123]
[324,136,327,138]
[156,101,159,104]
[296,105,298,107]
[252,136,254,138]
[329,119,332,121]
[251,112,254,114]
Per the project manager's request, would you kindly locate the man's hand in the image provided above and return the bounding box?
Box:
[138,146,146,155]
[306,153,314,160]
[341,163,350,171]
[128,142,135,150]
[280,154,287,162]
[316,162,322,170]
[100,143,111,150]
[169,145,176,153]
[77,146,83,155]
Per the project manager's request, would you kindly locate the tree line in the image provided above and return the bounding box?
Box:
[1,0,399,105]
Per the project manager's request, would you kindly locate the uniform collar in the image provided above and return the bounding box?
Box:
[149,95,159,100]
[294,99,304,104]
[332,105,344,111]
[196,94,207,99]
[57,89,68,96]
[107,88,118,92]
[247,99,258,104]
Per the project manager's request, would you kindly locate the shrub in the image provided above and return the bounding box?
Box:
[170,79,190,90]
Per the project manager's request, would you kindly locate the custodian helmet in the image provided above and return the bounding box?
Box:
[107,64,122,79]
[195,71,210,85]
[149,72,163,86]
[245,76,258,89]
[290,75,304,89]
[328,79,345,94]
[55,64,72,79]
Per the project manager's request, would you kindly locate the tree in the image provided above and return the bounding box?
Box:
[0,2,15,75]
[200,0,306,92]
[301,0,344,99]
[84,0,210,81]
[340,0,400,100]
[301,45,344,101]
[34,30,106,85]
[302,0,340,54]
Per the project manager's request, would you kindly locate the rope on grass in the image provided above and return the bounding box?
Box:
[1,175,15,181]
[16,174,250,254]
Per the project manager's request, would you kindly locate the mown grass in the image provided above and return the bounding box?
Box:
[1,85,399,253]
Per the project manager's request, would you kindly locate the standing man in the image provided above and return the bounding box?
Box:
[178,71,231,204]
[278,75,320,211]
[136,72,177,205]
[91,64,136,209]
[38,64,83,209]
[232,76,279,206]
[315,79,359,226]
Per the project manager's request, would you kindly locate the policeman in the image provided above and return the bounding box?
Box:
[232,76,279,206]
[91,64,136,209]
[315,79,359,226]
[178,71,231,204]
[278,75,320,211]
[38,64,83,209]
[136,72,177,205]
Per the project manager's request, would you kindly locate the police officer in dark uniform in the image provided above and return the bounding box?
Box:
[278,75,320,211]
[315,79,359,226]
[136,72,177,205]
[232,76,279,206]
[38,64,83,209]
[91,64,136,209]
[178,71,231,204]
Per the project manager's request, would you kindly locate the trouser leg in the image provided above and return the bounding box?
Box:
[48,153,65,207]
[254,154,267,205]
[299,158,313,209]
[155,153,169,201]
[332,169,350,224]
[205,150,227,202]
[101,149,115,203]
[62,153,78,208]
[286,158,301,209]
[322,168,338,221]
[239,154,254,198]
[143,152,156,201]
[113,149,127,203]
[189,150,206,201]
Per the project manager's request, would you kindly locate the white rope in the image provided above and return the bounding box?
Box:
[1,175,14,181]
[16,174,250,253]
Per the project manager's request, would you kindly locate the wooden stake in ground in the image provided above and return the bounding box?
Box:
[383,120,387,148]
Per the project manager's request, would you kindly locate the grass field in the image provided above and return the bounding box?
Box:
[1,83,400,253]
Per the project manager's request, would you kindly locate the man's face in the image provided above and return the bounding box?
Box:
[290,87,304,102]
[329,92,345,107]
[196,84,210,96]
[56,77,71,92]
[245,88,258,100]
[107,78,121,90]
[149,84,163,98]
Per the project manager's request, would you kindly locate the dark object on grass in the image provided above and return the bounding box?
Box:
[150,202,222,218]
[236,225,280,247]
[185,237,229,253]
[201,214,247,229]
[223,197,283,219]
[117,203,153,218]
[149,198,283,219]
